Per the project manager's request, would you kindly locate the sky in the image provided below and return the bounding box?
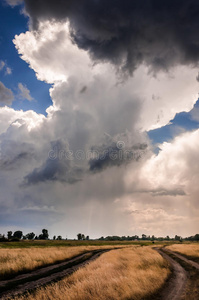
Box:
[0,0,199,239]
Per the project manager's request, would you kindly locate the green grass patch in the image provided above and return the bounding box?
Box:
[0,240,176,249]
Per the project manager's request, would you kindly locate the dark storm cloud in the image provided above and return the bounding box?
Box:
[89,141,147,172]
[23,0,199,74]
[24,139,83,185]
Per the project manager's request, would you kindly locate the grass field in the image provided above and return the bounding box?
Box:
[0,239,156,249]
[166,243,199,262]
[0,244,128,280]
[14,246,170,300]
[0,239,179,280]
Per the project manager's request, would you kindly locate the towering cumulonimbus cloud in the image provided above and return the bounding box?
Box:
[23,0,199,74]
[1,0,199,237]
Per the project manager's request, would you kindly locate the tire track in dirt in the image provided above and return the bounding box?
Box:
[163,248,199,270]
[154,248,188,300]
[2,246,197,300]
[0,249,111,300]
[0,252,95,289]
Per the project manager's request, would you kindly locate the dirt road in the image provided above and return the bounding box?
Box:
[1,246,198,300]
[155,247,199,300]
[0,249,111,299]
[163,248,199,270]
[155,248,188,300]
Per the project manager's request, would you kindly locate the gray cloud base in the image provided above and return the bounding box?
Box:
[24,0,199,74]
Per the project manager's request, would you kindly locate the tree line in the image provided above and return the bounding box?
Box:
[0,230,199,242]
[99,234,199,242]
[0,229,49,242]
[0,230,90,242]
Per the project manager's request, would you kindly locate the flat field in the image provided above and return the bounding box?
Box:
[14,246,170,300]
[0,244,127,280]
[0,239,155,249]
[166,243,199,262]
[0,240,173,280]
[2,241,197,300]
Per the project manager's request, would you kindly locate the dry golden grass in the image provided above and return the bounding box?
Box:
[0,245,125,279]
[166,243,199,259]
[15,246,170,300]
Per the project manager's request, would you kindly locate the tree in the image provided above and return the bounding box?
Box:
[86,235,89,240]
[13,231,23,239]
[57,235,62,240]
[194,234,199,241]
[175,235,182,241]
[42,229,49,239]
[77,233,82,240]
[0,234,6,242]
[26,232,35,240]
[142,234,147,240]
[39,229,49,240]
[7,231,12,239]
[53,235,56,240]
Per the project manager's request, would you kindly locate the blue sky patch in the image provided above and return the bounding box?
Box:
[0,1,52,115]
[148,98,199,145]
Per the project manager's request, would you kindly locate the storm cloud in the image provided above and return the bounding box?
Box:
[89,139,147,172]
[23,0,199,74]
[1,0,199,238]
[24,140,83,185]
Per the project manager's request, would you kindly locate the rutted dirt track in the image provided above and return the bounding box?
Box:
[1,246,199,300]
[0,249,111,299]
[163,248,199,270]
[155,248,188,300]
[155,247,199,300]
